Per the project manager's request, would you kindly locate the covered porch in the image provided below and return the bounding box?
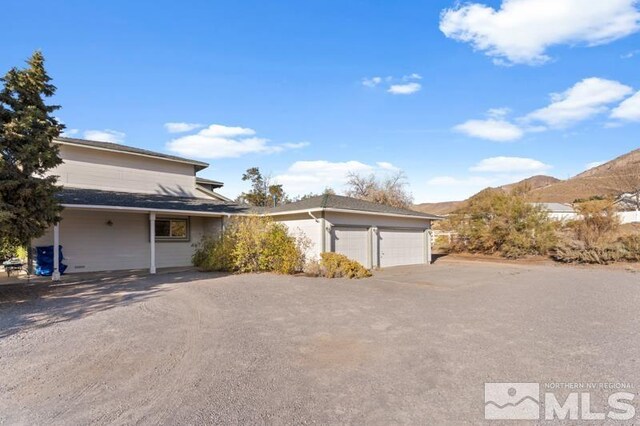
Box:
[32,188,246,280]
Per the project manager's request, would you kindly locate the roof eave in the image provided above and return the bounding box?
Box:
[55,138,209,170]
[265,206,440,220]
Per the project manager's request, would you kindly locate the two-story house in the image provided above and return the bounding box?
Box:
[33,137,439,279]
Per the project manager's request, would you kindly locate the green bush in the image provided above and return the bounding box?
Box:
[191,233,234,272]
[0,238,23,262]
[448,188,557,258]
[319,252,371,279]
[192,216,307,274]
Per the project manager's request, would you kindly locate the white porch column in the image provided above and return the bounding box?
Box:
[149,212,156,274]
[52,222,61,281]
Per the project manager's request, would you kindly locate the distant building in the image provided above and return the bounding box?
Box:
[531,203,578,221]
[532,201,640,224]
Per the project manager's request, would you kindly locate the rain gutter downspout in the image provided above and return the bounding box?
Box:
[308,210,326,253]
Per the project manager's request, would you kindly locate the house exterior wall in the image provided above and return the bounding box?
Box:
[33,209,221,273]
[49,144,200,197]
[275,213,323,260]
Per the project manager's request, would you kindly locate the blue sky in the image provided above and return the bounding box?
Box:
[3,0,640,202]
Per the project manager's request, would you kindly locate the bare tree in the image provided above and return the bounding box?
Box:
[345,171,413,208]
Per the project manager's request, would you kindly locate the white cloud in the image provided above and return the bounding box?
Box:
[403,73,423,81]
[282,142,310,149]
[610,90,640,121]
[84,129,126,143]
[274,160,399,195]
[525,78,633,128]
[440,0,640,65]
[585,161,605,170]
[454,118,524,141]
[61,128,79,137]
[362,76,383,87]
[487,107,511,118]
[164,122,203,133]
[363,73,422,94]
[166,124,308,159]
[457,78,635,141]
[376,161,400,171]
[470,156,551,173]
[387,82,422,95]
[621,49,640,59]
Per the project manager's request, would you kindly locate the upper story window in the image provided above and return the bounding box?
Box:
[155,218,189,241]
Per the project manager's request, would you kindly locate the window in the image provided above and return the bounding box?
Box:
[155,218,189,241]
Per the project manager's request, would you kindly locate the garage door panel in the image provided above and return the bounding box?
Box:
[379,229,424,267]
[332,227,369,266]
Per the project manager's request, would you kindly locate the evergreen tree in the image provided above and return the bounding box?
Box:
[0,51,64,245]
[237,167,288,207]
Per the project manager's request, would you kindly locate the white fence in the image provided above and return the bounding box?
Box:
[544,211,639,224]
[618,210,640,224]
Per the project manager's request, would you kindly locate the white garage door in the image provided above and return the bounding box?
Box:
[379,229,425,267]
[332,227,369,266]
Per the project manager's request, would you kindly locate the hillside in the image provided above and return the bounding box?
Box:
[414,175,560,215]
[529,148,640,203]
[413,147,640,215]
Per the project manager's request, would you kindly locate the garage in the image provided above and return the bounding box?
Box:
[378,229,426,268]
[331,227,369,266]
[265,194,441,267]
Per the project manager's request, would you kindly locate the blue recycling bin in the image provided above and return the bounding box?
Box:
[35,245,68,276]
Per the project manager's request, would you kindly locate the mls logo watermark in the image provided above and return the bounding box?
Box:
[485,383,540,420]
[485,382,636,421]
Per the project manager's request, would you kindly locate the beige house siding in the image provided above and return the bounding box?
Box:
[277,214,324,260]
[49,144,200,197]
[33,209,221,273]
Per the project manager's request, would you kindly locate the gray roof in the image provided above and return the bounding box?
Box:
[196,177,224,188]
[531,202,576,213]
[264,194,441,219]
[55,137,209,171]
[58,188,247,215]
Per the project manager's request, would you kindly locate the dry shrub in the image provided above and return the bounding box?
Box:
[552,200,640,264]
[448,188,557,258]
[571,200,619,246]
[192,216,309,274]
[318,253,371,279]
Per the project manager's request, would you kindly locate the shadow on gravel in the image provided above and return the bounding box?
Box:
[0,270,228,339]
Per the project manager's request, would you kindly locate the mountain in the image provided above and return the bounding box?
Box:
[414,175,560,215]
[529,148,640,203]
[413,147,640,215]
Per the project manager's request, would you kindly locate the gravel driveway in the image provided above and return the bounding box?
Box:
[1,258,639,424]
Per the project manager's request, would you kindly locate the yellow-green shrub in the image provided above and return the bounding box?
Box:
[319,252,371,279]
[191,233,234,272]
[192,216,307,274]
[448,188,557,258]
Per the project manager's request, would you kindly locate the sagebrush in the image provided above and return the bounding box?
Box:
[552,200,639,264]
